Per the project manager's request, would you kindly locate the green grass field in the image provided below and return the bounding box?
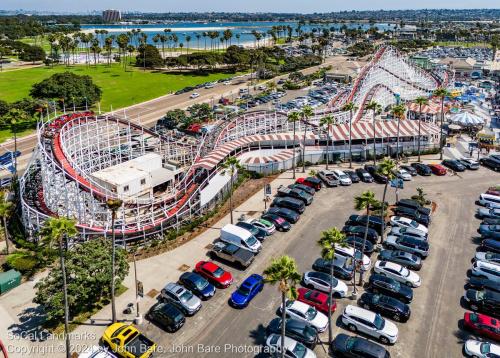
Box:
[434,41,492,48]
[0,63,240,111]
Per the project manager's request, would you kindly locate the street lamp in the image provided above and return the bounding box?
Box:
[133,252,143,324]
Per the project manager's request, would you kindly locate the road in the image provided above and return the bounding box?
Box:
[0,55,357,178]
[135,166,499,358]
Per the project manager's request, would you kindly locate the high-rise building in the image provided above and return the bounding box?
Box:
[102,9,121,23]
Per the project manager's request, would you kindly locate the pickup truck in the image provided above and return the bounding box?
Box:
[102,323,156,358]
[210,241,255,268]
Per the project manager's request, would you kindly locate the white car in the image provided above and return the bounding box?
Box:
[280,300,328,332]
[266,334,317,358]
[334,244,371,271]
[341,305,399,344]
[390,226,428,240]
[223,81,231,86]
[374,261,421,288]
[474,252,500,265]
[394,169,412,181]
[478,193,500,209]
[464,339,500,358]
[471,260,500,282]
[79,346,117,358]
[302,271,348,297]
[190,92,200,99]
[390,216,429,235]
[248,219,276,235]
[332,169,352,186]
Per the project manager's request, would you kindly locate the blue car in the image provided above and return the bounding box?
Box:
[230,274,264,308]
[479,224,500,239]
[178,272,216,300]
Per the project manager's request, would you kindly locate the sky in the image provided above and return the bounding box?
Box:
[1,0,499,13]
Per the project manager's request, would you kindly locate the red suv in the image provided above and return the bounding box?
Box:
[464,311,500,341]
[295,177,322,191]
[428,164,447,176]
[297,288,336,314]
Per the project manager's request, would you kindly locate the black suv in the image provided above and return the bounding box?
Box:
[271,197,305,214]
[359,292,411,322]
[368,274,413,303]
[396,199,431,216]
[347,215,387,235]
[364,165,388,184]
[342,225,378,244]
[464,289,500,318]
[480,157,500,172]
[355,168,374,183]
[442,159,466,172]
[411,163,432,176]
[392,206,430,226]
[331,334,391,358]
[146,302,185,332]
[277,186,313,205]
[312,258,354,280]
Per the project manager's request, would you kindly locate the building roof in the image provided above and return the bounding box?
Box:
[440,57,476,69]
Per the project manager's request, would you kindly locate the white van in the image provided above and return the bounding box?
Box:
[479,193,500,209]
[220,224,262,253]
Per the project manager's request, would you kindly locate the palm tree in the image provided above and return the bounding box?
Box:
[287,111,300,179]
[414,96,429,162]
[354,190,377,286]
[106,198,123,324]
[301,105,314,173]
[220,157,243,224]
[40,217,78,358]
[317,228,346,344]
[341,102,358,168]
[376,158,396,244]
[263,255,301,358]
[0,192,14,254]
[433,87,450,160]
[366,101,382,165]
[320,115,335,170]
[390,104,406,162]
[185,35,191,53]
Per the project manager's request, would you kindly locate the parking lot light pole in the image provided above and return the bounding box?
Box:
[133,253,142,324]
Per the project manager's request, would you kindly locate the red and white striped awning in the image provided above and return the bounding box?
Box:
[329,120,440,141]
[407,102,449,114]
[240,150,294,165]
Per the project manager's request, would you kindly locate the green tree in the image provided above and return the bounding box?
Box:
[30,72,102,108]
[317,228,346,344]
[433,87,450,160]
[287,111,300,179]
[0,191,14,254]
[390,104,406,162]
[376,158,396,244]
[320,115,335,170]
[366,101,382,165]
[341,102,358,168]
[301,105,314,173]
[354,190,377,285]
[263,256,301,358]
[414,96,429,162]
[19,45,46,63]
[106,198,123,324]
[136,44,163,69]
[220,157,243,224]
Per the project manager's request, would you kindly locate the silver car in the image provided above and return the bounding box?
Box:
[161,282,202,316]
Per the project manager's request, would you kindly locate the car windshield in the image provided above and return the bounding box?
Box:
[409,220,419,228]
[399,266,410,277]
[372,295,380,304]
[339,174,348,179]
[469,313,478,323]
[246,235,258,246]
[305,306,317,320]
[292,343,307,358]
[374,314,385,330]
[180,290,193,302]
[193,277,208,290]
[477,291,486,300]
[238,285,251,296]
[481,343,491,354]
[392,281,401,290]
[345,337,356,351]
[213,267,225,278]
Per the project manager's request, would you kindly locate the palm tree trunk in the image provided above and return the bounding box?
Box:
[373,111,377,165]
[439,98,444,160]
[281,291,286,358]
[328,261,334,345]
[2,216,9,254]
[302,121,307,173]
[229,174,234,224]
[326,131,330,170]
[418,105,422,162]
[292,122,296,179]
[360,208,370,285]
[60,239,71,358]
[380,183,388,244]
[396,117,401,162]
[111,211,117,323]
[349,110,353,168]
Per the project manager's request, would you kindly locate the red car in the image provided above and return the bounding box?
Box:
[297,288,336,315]
[428,164,447,176]
[194,261,233,288]
[295,177,322,191]
[486,187,500,197]
[464,311,500,341]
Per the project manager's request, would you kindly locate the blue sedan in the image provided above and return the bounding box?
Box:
[230,274,264,308]
[478,224,500,239]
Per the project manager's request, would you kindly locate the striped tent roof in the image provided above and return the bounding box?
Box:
[407,101,451,114]
[240,150,294,165]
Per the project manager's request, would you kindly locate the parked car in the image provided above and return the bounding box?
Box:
[390,226,428,240]
[464,289,500,318]
[345,236,375,255]
[480,157,500,172]
[229,274,264,308]
[220,224,262,254]
[347,215,387,235]
[463,340,500,358]
[248,218,276,235]
[312,257,354,281]
[271,197,305,214]
[288,183,316,196]
[479,224,500,239]
[442,159,466,172]
[486,186,500,197]
[297,288,336,315]
[468,276,500,293]
[266,318,318,348]
[390,216,429,235]
[295,177,322,191]
[278,300,328,333]
[340,305,398,344]
[394,169,412,181]
[477,208,500,220]
[261,213,292,232]
[267,207,300,224]
[365,165,388,183]
[396,199,431,216]
[146,302,185,332]
[483,217,500,225]
[342,225,378,243]
[385,235,429,258]
[317,170,339,187]
[392,206,430,226]
[374,261,421,287]
[379,250,422,271]
[471,260,500,282]
[344,170,360,183]
[427,164,447,175]
[209,241,255,269]
[331,169,352,186]
[79,346,118,358]
[334,244,372,271]
[474,252,500,265]
[190,92,200,99]
[302,271,348,298]
[480,240,500,254]
[194,261,233,288]
[458,158,480,170]
[277,186,313,205]
[359,292,411,322]
[410,162,432,176]
[101,323,156,358]
[160,282,202,316]
[479,193,500,209]
[356,168,374,183]
[400,165,417,176]
[235,221,268,241]
[368,274,413,303]
[178,272,216,300]
[463,312,500,341]
[330,334,391,358]
[265,334,317,358]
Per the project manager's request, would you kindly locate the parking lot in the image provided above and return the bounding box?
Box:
[134,166,499,358]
